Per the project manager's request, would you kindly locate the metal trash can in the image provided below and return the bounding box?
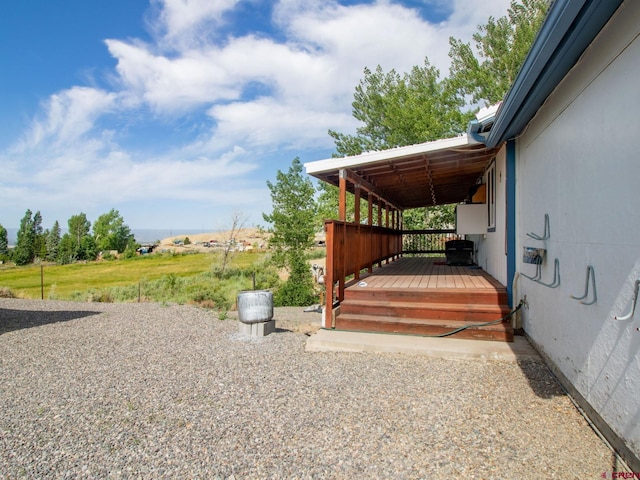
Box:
[237,290,274,324]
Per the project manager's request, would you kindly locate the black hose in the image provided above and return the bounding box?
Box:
[322,300,524,338]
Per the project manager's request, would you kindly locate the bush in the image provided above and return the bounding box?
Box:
[187,285,231,311]
[0,286,15,298]
[273,255,316,307]
[274,280,317,307]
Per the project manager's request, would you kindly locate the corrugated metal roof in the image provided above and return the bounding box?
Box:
[305,135,499,209]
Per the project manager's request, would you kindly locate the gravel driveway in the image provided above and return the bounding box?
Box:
[0,298,619,478]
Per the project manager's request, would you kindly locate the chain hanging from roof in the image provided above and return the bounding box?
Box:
[427,164,437,206]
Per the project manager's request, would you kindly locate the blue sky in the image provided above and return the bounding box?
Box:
[0,0,511,231]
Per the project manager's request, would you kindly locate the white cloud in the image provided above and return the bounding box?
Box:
[151,0,241,47]
[1,0,513,228]
[208,97,353,150]
[13,87,117,153]
[106,39,242,112]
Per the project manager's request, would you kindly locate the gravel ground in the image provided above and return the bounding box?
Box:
[0,298,619,479]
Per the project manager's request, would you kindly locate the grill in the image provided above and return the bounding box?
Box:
[445,240,474,266]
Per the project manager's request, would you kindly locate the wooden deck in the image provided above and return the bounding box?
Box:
[335,257,514,342]
[352,256,505,290]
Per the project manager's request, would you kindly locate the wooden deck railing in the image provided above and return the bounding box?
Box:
[402,229,457,254]
[324,220,402,327]
[323,224,460,327]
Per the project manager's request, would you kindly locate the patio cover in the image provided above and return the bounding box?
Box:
[304,134,499,210]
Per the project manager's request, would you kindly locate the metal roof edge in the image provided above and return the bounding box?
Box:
[485,0,624,148]
[304,134,478,175]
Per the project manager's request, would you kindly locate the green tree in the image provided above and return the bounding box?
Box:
[93,209,135,253]
[57,234,76,265]
[329,59,469,156]
[263,158,317,306]
[32,211,46,261]
[403,205,457,230]
[46,221,61,262]
[122,238,139,259]
[324,61,467,227]
[66,213,94,261]
[323,0,548,228]
[0,224,9,262]
[79,235,98,261]
[448,0,549,106]
[13,209,38,266]
[68,213,91,247]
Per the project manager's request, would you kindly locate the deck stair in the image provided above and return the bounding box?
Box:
[335,267,514,342]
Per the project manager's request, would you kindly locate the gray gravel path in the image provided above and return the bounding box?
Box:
[0,298,618,479]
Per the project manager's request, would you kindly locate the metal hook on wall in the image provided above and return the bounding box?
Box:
[522,258,561,288]
[536,258,561,288]
[614,279,640,321]
[522,263,542,281]
[571,266,597,305]
[527,213,550,241]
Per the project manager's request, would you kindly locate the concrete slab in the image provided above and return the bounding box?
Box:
[305,329,540,362]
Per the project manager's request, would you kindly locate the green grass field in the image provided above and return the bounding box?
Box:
[0,250,269,302]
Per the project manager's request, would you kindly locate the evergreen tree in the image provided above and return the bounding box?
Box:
[13,209,36,266]
[32,211,45,261]
[0,224,9,262]
[46,221,61,262]
[57,234,76,265]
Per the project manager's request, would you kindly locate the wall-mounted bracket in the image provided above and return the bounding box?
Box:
[522,263,542,281]
[614,279,640,321]
[522,258,561,288]
[527,213,550,241]
[571,266,597,305]
[536,258,561,288]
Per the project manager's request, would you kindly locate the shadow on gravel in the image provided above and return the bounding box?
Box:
[515,358,566,399]
[0,308,101,335]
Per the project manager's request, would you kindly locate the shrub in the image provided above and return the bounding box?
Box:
[0,286,15,298]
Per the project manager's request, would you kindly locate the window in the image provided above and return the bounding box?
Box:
[486,159,496,232]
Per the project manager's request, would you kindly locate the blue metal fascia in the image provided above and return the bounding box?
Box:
[505,139,517,307]
[486,0,624,148]
[467,120,487,143]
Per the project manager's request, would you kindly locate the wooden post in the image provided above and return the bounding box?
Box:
[324,221,335,328]
[377,198,383,267]
[338,169,347,222]
[385,203,389,228]
[354,185,361,281]
[368,194,374,273]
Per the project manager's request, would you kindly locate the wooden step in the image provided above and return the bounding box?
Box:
[344,287,509,306]
[340,299,512,322]
[335,313,514,342]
